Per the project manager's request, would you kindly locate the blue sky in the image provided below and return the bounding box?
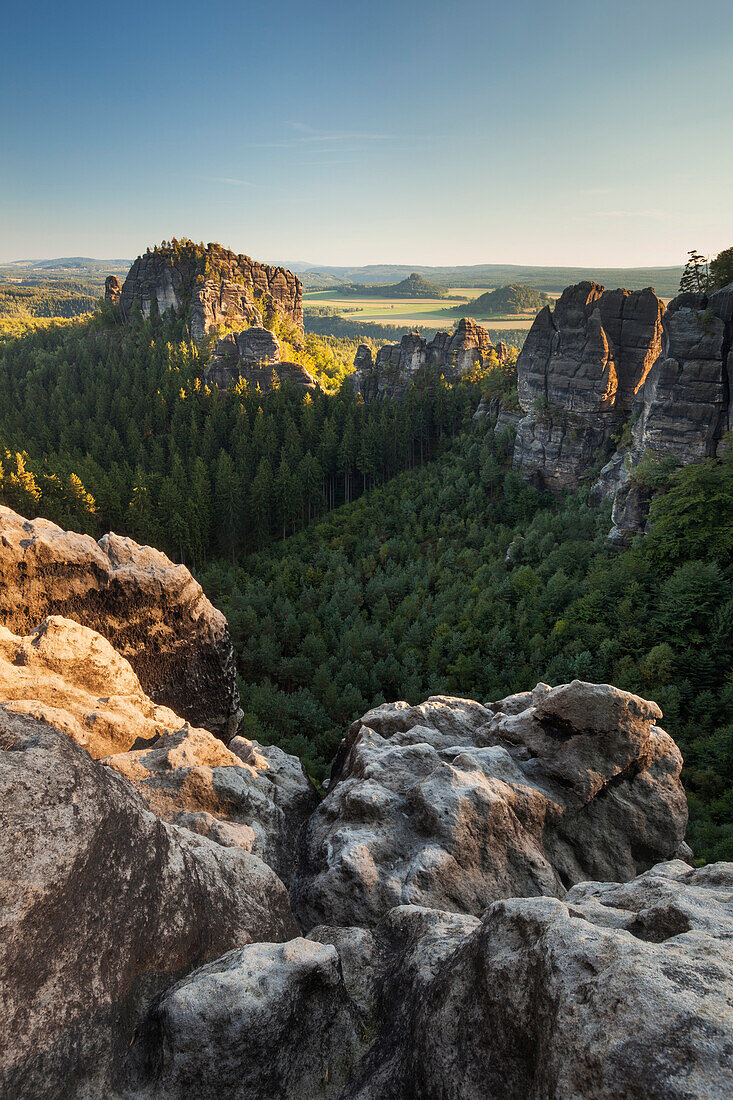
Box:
[1,0,732,266]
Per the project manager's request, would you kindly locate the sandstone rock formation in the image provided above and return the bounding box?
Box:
[0,708,297,1100]
[206,326,319,394]
[595,283,733,540]
[351,318,496,401]
[104,274,122,304]
[511,282,664,489]
[472,394,524,434]
[0,611,315,880]
[132,939,362,1100]
[106,724,317,884]
[293,683,687,930]
[119,241,303,342]
[342,861,733,1099]
[0,507,242,738]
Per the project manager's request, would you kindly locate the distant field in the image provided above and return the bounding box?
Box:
[304,288,542,330]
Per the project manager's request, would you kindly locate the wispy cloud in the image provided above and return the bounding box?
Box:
[202,176,255,187]
[587,209,666,219]
[247,122,397,149]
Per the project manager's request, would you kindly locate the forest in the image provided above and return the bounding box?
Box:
[0,303,731,864]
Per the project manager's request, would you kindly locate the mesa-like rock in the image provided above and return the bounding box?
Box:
[292,682,687,929]
[206,325,319,394]
[351,317,496,401]
[0,506,242,739]
[0,708,297,1100]
[119,240,303,342]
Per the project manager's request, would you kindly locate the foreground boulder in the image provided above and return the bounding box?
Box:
[106,724,317,884]
[293,683,687,929]
[376,861,733,1100]
[132,939,362,1099]
[0,708,297,1100]
[0,506,242,738]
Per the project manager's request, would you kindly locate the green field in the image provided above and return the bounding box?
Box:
[303,287,544,330]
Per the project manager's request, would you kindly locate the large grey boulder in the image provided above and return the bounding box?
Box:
[292,683,687,929]
[385,861,733,1100]
[205,326,318,393]
[0,708,297,1100]
[133,939,363,1100]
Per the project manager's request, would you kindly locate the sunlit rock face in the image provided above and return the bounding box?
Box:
[512,282,664,490]
[206,326,319,394]
[119,241,302,342]
[0,506,242,739]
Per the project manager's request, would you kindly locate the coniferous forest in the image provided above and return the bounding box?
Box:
[1,305,732,862]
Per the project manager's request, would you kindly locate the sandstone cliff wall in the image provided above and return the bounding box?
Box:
[119,242,303,342]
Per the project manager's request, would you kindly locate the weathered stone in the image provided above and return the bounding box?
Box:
[0,507,242,739]
[104,274,122,304]
[513,282,664,489]
[206,326,318,394]
[0,708,297,1100]
[120,241,302,342]
[351,318,495,401]
[472,394,523,434]
[106,724,317,884]
[594,282,733,538]
[132,939,363,1100]
[380,862,733,1100]
[293,682,687,930]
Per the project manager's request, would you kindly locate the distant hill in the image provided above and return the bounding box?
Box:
[456,284,552,317]
[299,262,683,297]
[338,272,448,299]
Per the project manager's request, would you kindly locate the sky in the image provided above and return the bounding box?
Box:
[1,0,732,268]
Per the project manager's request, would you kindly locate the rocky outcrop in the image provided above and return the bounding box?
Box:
[206,326,319,394]
[472,394,523,434]
[0,612,316,880]
[120,241,303,342]
[106,724,318,884]
[104,274,122,304]
[512,282,664,489]
[342,861,733,1099]
[0,507,242,739]
[595,283,733,540]
[0,708,297,1100]
[132,939,362,1100]
[351,318,496,401]
[292,683,687,930]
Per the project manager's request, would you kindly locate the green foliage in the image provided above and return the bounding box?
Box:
[644,452,733,568]
[452,284,552,318]
[338,273,448,299]
[709,246,733,291]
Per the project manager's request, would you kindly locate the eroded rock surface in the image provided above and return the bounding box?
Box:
[512,282,664,489]
[293,683,687,929]
[351,318,496,401]
[0,708,297,1100]
[106,724,317,884]
[380,861,733,1100]
[104,274,122,304]
[120,242,302,342]
[0,506,242,738]
[133,939,362,1100]
[206,326,318,394]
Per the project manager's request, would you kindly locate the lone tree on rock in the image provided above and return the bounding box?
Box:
[679,249,710,294]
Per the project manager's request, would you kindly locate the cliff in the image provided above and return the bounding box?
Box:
[511,281,664,490]
[494,277,732,539]
[351,317,497,401]
[119,240,303,342]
